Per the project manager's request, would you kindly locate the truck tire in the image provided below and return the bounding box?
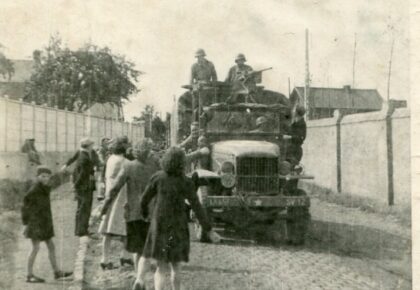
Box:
[286,189,310,245]
[191,213,211,242]
[192,186,211,243]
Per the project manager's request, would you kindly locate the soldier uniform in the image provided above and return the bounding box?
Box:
[190,49,218,120]
[190,49,217,85]
[225,53,253,83]
[225,54,255,103]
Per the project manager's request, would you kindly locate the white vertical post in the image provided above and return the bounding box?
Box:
[65,110,68,152]
[19,101,23,149]
[32,101,36,147]
[44,106,48,152]
[74,113,77,151]
[4,97,8,151]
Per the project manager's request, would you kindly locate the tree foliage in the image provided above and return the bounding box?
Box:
[0,52,14,81]
[25,36,141,111]
[134,105,167,144]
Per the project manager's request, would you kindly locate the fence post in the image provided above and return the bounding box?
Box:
[386,102,396,205]
[19,100,23,150]
[44,105,48,152]
[55,106,58,151]
[65,110,68,152]
[74,112,77,150]
[32,102,36,145]
[335,110,344,193]
[4,96,8,151]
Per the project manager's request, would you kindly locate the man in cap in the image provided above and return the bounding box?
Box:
[225,54,255,103]
[63,137,97,236]
[190,49,217,85]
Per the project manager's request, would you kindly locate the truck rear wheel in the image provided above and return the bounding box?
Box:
[191,213,211,242]
[286,189,310,245]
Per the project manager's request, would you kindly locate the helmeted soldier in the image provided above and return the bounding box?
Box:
[225,54,256,103]
[249,116,270,133]
[190,49,217,85]
[190,49,218,121]
[225,53,253,84]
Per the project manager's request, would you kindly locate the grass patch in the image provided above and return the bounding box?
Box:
[300,181,411,227]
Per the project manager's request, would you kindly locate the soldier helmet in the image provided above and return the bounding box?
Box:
[256,116,268,126]
[296,105,306,116]
[235,53,247,63]
[195,49,206,57]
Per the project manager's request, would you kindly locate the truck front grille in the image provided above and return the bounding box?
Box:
[236,157,278,194]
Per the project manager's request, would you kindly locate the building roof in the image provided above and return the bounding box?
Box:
[291,86,383,110]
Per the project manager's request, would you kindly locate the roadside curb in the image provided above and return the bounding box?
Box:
[69,236,89,290]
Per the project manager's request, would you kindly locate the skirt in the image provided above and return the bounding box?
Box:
[98,185,127,236]
[125,220,150,254]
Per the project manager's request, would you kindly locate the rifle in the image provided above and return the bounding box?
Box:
[240,67,273,83]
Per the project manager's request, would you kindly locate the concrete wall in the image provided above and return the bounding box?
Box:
[340,110,388,202]
[0,96,145,152]
[391,108,411,204]
[0,152,76,181]
[302,113,338,190]
[302,105,410,205]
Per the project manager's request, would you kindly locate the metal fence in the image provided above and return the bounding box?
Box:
[0,96,145,152]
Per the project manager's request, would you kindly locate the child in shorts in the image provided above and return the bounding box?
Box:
[21,166,73,283]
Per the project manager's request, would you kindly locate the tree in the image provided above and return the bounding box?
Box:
[134,105,167,144]
[25,35,141,111]
[0,52,14,81]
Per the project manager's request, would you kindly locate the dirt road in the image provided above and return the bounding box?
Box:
[1,183,78,290]
[83,201,411,290]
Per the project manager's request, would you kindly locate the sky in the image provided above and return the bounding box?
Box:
[0,0,409,120]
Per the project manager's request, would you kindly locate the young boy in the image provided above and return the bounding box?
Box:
[21,166,73,283]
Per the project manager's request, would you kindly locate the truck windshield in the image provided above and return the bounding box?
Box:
[204,107,281,134]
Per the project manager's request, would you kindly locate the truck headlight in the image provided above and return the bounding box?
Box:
[220,161,235,188]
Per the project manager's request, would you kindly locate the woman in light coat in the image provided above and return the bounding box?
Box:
[98,139,132,269]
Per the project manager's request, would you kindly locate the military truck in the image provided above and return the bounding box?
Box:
[171,76,313,245]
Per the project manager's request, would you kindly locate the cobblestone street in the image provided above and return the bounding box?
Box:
[84,203,411,290]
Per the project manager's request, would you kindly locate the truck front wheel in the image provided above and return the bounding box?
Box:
[285,190,310,245]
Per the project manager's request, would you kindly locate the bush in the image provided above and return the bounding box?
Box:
[0,179,31,211]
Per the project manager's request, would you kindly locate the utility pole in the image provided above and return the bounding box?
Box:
[352,33,357,88]
[304,29,310,120]
[387,38,395,102]
[288,77,291,97]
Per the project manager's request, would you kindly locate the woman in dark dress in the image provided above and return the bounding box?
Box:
[132,147,220,290]
[21,166,73,283]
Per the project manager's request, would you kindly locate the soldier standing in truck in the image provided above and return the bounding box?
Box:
[190,49,217,85]
[190,49,218,121]
[225,53,256,103]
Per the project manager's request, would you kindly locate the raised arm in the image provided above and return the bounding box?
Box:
[65,151,80,167]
